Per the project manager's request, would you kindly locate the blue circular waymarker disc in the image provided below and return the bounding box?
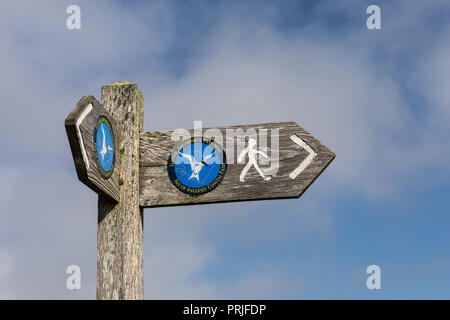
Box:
[93,116,115,179]
[168,137,227,195]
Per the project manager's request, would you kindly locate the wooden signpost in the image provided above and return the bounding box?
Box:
[65,81,335,300]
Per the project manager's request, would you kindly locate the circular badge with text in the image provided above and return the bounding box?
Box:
[168,137,227,195]
[93,116,116,179]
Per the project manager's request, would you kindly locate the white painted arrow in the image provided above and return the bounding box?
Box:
[75,103,93,169]
[289,135,317,179]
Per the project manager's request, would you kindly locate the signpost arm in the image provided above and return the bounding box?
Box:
[97,81,144,299]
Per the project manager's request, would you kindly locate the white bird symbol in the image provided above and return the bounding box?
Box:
[99,124,113,162]
[179,152,216,181]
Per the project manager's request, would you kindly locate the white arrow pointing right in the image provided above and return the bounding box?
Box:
[289,135,317,179]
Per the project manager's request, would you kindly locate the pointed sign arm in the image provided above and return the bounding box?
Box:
[65,96,121,202]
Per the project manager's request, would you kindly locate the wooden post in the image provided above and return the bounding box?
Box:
[96,81,144,299]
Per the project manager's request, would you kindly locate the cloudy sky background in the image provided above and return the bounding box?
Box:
[1,0,450,299]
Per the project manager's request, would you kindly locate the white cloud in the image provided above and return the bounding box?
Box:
[0,0,174,157]
[143,24,410,195]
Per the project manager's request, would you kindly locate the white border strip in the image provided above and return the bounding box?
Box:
[289,135,317,179]
[76,103,93,169]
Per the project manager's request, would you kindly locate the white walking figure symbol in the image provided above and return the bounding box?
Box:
[238,138,271,182]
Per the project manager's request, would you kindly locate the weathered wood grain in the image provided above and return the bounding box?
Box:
[65,96,120,201]
[139,122,335,207]
[97,81,144,300]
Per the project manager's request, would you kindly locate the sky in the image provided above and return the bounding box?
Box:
[0,0,450,299]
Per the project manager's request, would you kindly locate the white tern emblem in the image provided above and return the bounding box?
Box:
[99,124,113,162]
[180,152,216,181]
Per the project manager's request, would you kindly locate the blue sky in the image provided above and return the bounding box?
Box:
[0,0,450,299]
